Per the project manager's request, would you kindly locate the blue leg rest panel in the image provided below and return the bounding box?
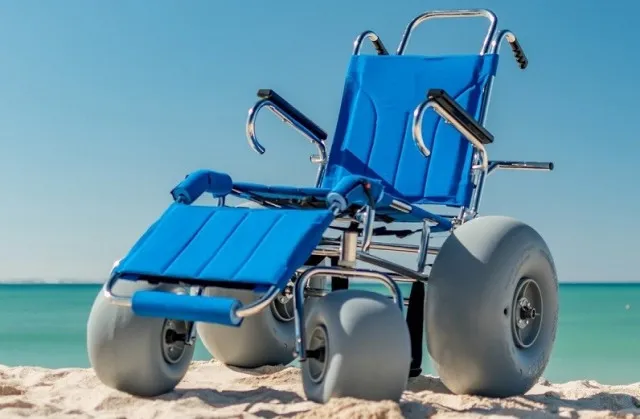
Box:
[115,204,335,289]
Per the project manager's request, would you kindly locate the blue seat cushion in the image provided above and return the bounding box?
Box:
[114,204,334,289]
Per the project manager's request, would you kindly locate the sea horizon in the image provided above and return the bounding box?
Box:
[2,279,640,285]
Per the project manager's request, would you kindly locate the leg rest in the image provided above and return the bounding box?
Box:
[115,204,334,289]
[110,204,335,326]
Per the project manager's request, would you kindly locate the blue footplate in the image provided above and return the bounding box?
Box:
[114,204,334,290]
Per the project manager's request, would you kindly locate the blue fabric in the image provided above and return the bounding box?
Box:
[171,169,233,203]
[114,204,334,289]
[325,175,384,211]
[320,54,499,208]
[132,291,243,327]
[232,181,452,228]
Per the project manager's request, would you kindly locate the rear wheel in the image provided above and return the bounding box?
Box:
[425,215,558,397]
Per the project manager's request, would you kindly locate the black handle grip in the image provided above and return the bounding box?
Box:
[508,37,528,70]
[372,38,389,55]
[257,89,328,141]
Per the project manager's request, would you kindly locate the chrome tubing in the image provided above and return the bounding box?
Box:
[417,221,431,272]
[103,274,131,307]
[293,266,404,360]
[396,9,498,55]
[316,238,441,255]
[246,98,328,187]
[361,206,376,252]
[413,99,489,171]
[104,275,280,319]
[488,160,554,175]
[356,251,428,283]
[467,30,531,219]
[353,30,389,55]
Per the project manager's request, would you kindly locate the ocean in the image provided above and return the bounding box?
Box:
[2,283,639,385]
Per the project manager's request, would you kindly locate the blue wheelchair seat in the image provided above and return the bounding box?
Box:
[113,51,499,297]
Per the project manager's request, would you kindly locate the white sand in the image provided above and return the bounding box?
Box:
[1,361,639,418]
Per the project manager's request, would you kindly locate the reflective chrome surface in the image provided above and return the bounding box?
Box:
[357,251,428,283]
[488,160,554,175]
[417,221,430,272]
[293,266,404,361]
[490,29,521,56]
[317,238,441,255]
[396,9,498,55]
[104,273,279,320]
[246,98,328,187]
[353,30,388,55]
[412,98,489,171]
[235,287,280,318]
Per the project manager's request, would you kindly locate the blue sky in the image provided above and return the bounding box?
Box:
[0,0,636,282]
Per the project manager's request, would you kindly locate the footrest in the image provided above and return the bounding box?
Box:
[115,204,334,290]
[132,291,243,326]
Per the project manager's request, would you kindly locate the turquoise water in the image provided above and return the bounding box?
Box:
[2,283,639,384]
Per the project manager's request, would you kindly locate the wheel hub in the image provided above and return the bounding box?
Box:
[161,319,189,364]
[511,278,543,349]
[306,326,329,384]
[270,282,295,322]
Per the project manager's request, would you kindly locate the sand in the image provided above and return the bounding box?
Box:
[0,361,639,418]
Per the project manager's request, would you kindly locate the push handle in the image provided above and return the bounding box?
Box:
[490,30,528,70]
[372,37,389,55]
[506,33,528,70]
[353,31,389,55]
[396,9,498,55]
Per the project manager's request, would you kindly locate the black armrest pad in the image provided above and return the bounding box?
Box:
[427,89,494,145]
[257,89,328,141]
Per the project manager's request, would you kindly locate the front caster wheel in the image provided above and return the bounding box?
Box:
[301,290,411,403]
[87,281,195,397]
[426,215,559,397]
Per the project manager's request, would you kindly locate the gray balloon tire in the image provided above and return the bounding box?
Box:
[301,289,411,403]
[425,215,559,397]
[196,287,297,367]
[196,201,329,368]
[87,281,195,397]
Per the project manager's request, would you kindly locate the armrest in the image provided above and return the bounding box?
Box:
[246,89,328,174]
[412,88,493,170]
[170,170,233,204]
[427,89,494,145]
[256,89,328,141]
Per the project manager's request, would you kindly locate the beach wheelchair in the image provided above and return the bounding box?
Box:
[87,8,558,403]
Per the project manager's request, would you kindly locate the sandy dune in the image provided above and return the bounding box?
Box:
[1,360,639,418]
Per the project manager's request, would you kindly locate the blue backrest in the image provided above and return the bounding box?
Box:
[320,54,499,208]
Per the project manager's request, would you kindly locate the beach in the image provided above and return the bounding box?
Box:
[2,283,640,417]
[1,360,639,418]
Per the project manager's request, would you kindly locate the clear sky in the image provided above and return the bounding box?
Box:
[0,0,636,282]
